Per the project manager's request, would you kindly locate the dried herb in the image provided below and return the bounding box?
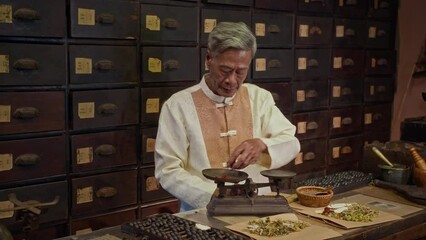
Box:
[322,203,379,222]
[247,217,309,237]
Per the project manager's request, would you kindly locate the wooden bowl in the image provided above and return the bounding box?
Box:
[296,186,334,208]
[413,167,426,188]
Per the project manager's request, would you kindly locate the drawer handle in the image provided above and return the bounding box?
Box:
[13,58,39,71]
[268,59,281,68]
[96,13,115,24]
[342,117,353,125]
[13,107,40,119]
[307,59,319,68]
[271,92,280,102]
[306,90,318,98]
[343,58,355,67]
[345,28,356,36]
[13,8,40,21]
[304,152,316,161]
[95,144,116,156]
[377,85,386,92]
[341,87,352,96]
[373,113,383,121]
[98,103,118,115]
[95,60,114,71]
[309,26,322,36]
[346,0,358,5]
[377,29,387,37]
[307,121,318,130]
[6,193,60,215]
[96,187,118,198]
[341,146,352,154]
[377,58,388,66]
[164,18,179,29]
[14,154,40,166]
[164,60,179,70]
[267,24,280,33]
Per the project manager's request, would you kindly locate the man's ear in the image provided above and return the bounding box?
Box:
[206,49,212,62]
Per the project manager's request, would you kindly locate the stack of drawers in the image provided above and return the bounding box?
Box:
[1,0,397,239]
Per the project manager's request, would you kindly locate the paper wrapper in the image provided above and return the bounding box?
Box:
[226,213,342,240]
[290,194,404,229]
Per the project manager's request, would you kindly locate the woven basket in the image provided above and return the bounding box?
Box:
[296,186,334,207]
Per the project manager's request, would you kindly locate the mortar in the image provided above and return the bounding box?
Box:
[378,163,410,184]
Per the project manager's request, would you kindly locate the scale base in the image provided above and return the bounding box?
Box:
[207,195,292,216]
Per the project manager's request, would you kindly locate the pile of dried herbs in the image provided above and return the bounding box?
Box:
[247,217,309,237]
[322,203,379,222]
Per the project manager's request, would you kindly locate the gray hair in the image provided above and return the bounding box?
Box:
[208,22,257,59]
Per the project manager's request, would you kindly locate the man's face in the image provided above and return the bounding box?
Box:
[205,48,252,97]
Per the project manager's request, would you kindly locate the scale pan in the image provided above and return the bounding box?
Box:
[260,169,296,179]
[202,168,248,183]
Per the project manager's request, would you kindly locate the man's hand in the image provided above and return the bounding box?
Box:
[227,138,267,169]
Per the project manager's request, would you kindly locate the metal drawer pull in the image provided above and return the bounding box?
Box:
[309,26,322,35]
[377,30,387,37]
[307,121,318,130]
[304,152,315,161]
[342,117,352,125]
[341,146,352,154]
[95,144,116,156]
[343,58,355,66]
[95,60,114,71]
[346,0,357,5]
[97,13,115,24]
[268,59,281,68]
[13,107,40,119]
[4,193,60,215]
[377,58,388,66]
[307,59,319,68]
[13,58,39,71]
[13,8,40,21]
[306,90,318,98]
[164,60,179,70]
[345,28,356,36]
[267,25,280,33]
[373,113,383,121]
[96,187,118,198]
[164,18,179,29]
[342,87,352,96]
[14,154,40,166]
[271,92,280,101]
[377,85,386,92]
[98,103,118,115]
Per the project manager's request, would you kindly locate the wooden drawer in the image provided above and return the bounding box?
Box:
[364,77,394,102]
[282,138,327,174]
[329,107,363,137]
[294,48,331,81]
[365,21,393,49]
[141,47,198,83]
[200,8,250,46]
[140,167,174,203]
[367,0,397,19]
[297,0,333,13]
[328,134,363,165]
[252,49,293,80]
[141,127,157,165]
[330,79,363,108]
[365,50,395,75]
[0,0,66,38]
[255,0,296,11]
[12,224,67,240]
[71,170,137,216]
[333,19,365,47]
[363,104,392,132]
[292,81,329,112]
[69,45,138,85]
[296,16,333,45]
[140,4,198,44]
[0,135,66,184]
[141,86,187,126]
[334,0,367,18]
[70,208,137,235]
[71,88,138,130]
[331,49,365,78]
[254,82,292,114]
[70,129,137,173]
[202,0,253,6]
[0,91,65,135]
[140,199,180,218]
[0,43,66,86]
[69,0,139,39]
[0,181,68,228]
[293,111,329,140]
[252,12,293,48]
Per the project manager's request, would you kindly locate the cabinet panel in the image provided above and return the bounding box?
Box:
[365,50,395,75]
[331,49,365,78]
[252,12,293,48]
[296,16,333,45]
[140,167,174,203]
[328,134,363,165]
[254,82,292,114]
[367,0,397,19]
[365,21,392,49]
[364,77,394,102]
[329,106,363,137]
[363,103,392,132]
[333,19,365,47]
[334,0,367,18]
[71,88,139,130]
[0,91,65,135]
[254,0,296,11]
[283,138,327,174]
[293,111,329,140]
[292,81,329,112]
[0,43,66,86]
[252,49,293,79]
[202,0,253,6]
[297,0,333,13]
[0,136,66,184]
[330,79,363,108]
[294,48,331,81]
